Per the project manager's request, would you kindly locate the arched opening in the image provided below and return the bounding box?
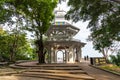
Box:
[56,50,64,63]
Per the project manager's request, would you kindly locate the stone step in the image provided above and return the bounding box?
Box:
[15,74,84,80]
[27,69,87,74]
[40,66,81,69]
[10,65,82,70]
[17,72,95,80]
[15,64,79,68]
[9,64,28,69]
[16,63,79,67]
[15,72,95,80]
[10,62,95,80]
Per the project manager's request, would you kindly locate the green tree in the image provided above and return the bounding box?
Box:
[66,0,120,58]
[9,33,28,62]
[0,28,9,61]
[0,30,32,62]
[110,51,120,66]
[15,41,36,60]
[0,0,57,63]
[19,0,57,63]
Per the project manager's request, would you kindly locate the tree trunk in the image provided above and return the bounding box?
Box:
[10,48,15,62]
[37,34,45,64]
[102,48,109,63]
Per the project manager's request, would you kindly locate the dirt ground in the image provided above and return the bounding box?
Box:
[0,76,48,80]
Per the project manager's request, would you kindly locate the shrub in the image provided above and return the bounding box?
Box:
[110,52,120,66]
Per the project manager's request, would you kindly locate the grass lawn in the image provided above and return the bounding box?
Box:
[99,64,120,74]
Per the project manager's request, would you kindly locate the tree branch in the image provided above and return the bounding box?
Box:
[110,0,120,4]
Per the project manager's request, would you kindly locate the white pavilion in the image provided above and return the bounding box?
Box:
[44,9,85,63]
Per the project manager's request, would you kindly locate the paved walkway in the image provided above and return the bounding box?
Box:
[78,61,120,80]
[0,61,120,80]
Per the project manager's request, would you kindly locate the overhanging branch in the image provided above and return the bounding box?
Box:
[110,0,120,4]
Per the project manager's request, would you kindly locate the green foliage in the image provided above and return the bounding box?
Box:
[0,29,35,62]
[10,0,58,35]
[110,52,120,66]
[66,0,120,54]
[0,0,58,63]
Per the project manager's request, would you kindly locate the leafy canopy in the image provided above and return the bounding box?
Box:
[66,0,120,51]
[0,29,33,61]
[0,0,58,63]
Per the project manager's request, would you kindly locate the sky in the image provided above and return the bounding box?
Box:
[58,1,103,58]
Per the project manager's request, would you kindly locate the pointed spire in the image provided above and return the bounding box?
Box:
[58,0,66,4]
[59,7,60,10]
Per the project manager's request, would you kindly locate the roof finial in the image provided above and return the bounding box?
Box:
[58,0,66,11]
[59,7,60,10]
[58,0,66,4]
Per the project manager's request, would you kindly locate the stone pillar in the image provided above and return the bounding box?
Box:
[53,49,56,63]
[65,49,68,63]
[75,48,77,62]
[76,48,79,62]
[51,47,54,63]
[77,46,82,62]
[68,47,74,63]
[55,49,57,63]
[79,47,82,62]
[47,47,51,63]
[73,48,76,62]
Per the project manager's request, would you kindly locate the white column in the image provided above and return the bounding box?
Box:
[76,48,78,62]
[73,48,76,62]
[65,49,68,63]
[68,47,74,63]
[55,49,57,63]
[77,47,81,62]
[53,49,56,63]
[79,47,82,62]
[51,47,54,63]
[47,47,51,63]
